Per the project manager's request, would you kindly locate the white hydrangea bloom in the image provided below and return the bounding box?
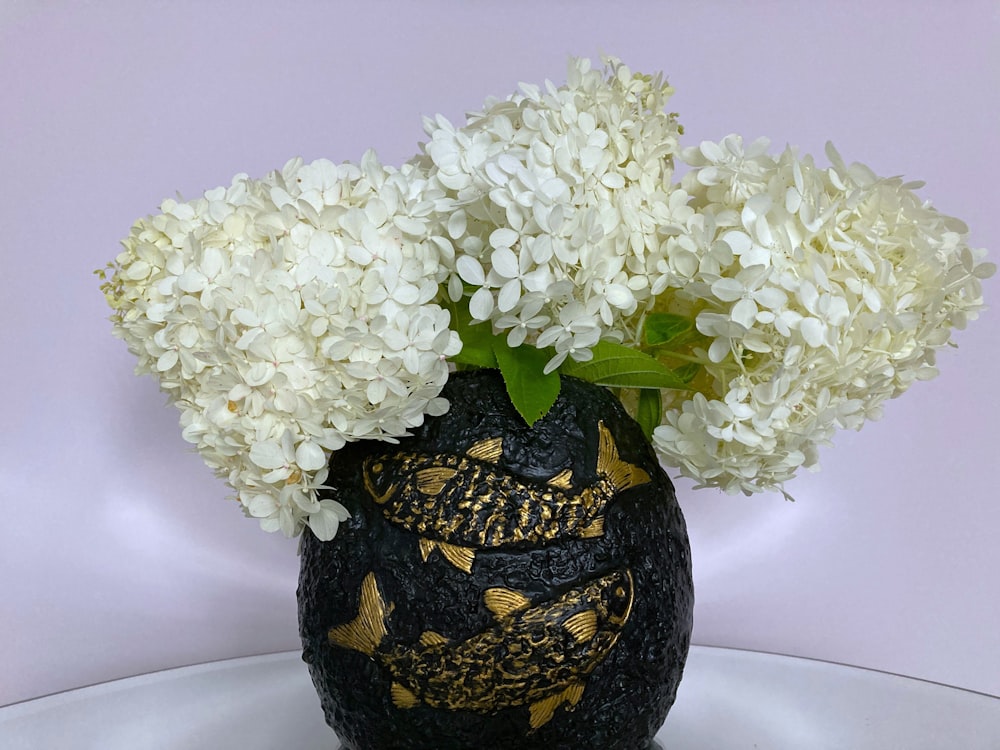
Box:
[651,136,993,496]
[104,153,461,539]
[103,56,993,535]
[418,56,691,372]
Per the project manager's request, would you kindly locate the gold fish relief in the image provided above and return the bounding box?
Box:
[327,568,635,730]
[362,422,651,573]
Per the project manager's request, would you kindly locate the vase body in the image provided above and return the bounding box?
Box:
[298,371,694,750]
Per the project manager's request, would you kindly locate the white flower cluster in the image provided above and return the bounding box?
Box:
[650,135,993,496]
[419,56,689,372]
[104,153,461,539]
[106,57,992,539]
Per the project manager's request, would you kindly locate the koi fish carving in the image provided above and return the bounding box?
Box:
[362,421,650,573]
[328,568,634,730]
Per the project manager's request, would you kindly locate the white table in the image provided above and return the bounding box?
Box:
[2,646,998,749]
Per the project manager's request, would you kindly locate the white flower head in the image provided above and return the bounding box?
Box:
[651,136,992,496]
[418,56,690,370]
[102,58,993,538]
[103,152,461,540]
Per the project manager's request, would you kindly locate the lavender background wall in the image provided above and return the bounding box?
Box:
[2,0,998,707]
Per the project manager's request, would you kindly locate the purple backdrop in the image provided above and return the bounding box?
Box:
[1,0,997,706]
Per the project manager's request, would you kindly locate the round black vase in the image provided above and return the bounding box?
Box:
[298,371,694,750]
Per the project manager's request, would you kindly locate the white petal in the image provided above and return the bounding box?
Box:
[325,498,351,521]
[862,285,883,313]
[295,441,327,471]
[497,279,522,313]
[731,298,758,329]
[740,244,772,268]
[177,269,206,293]
[250,440,288,470]
[308,504,341,541]
[440,274,460,306]
[490,227,519,249]
[754,286,788,309]
[367,379,388,404]
[447,210,467,239]
[601,173,625,189]
[456,256,485,285]
[722,230,752,256]
[604,284,633,308]
[711,278,745,302]
[247,493,279,518]
[580,146,604,172]
[469,288,495,320]
[392,283,420,305]
[543,350,568,374]
[156,350,178,371]
[708,337,731,363]
[232,308,260,327]
[244,362,274,387]
[491,247,520,279]
[800,318,825,347]
[393,216,426,235]
[540,178,568,201]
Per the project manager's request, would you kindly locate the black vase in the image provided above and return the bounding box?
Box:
[298,370,694,750]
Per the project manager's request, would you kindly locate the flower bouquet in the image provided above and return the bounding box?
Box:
[100,57,991,750]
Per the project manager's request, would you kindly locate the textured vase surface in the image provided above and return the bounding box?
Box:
[299,370,694,750]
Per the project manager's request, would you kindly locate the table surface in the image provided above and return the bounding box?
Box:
[2,646,998,749]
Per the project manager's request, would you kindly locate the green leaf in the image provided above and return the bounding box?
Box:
[672,361,701,385]
[493,340,560,426]
[559,340,690,390]
[451,324,497,368]
[636,388,662,440]
[644,312,693,347]
[444,296,496,369]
